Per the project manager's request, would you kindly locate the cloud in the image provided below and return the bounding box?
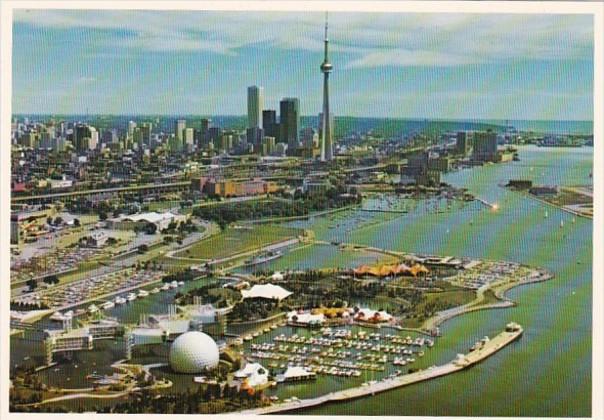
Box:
[344,49,481,69]
[13,10,593,67]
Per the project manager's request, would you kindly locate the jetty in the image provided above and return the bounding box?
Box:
[239,323,524,415]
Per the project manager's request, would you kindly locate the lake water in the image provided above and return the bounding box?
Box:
[293,145,593,417]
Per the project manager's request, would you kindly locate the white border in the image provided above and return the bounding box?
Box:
[1,2,602,420]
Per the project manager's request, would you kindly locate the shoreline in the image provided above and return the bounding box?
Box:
[421,268,553,332]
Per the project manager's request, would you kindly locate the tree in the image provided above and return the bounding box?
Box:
[99,211,108,221]
[26,279,37,291]
[138,244,149,253]
[73,218,80,227]
[144,223,157,235]
[43,275,59,285]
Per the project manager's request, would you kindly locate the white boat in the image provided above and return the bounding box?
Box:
[114,297,127,305]
[126,292,137,302]
[170,281,178,289]
[161,284,170,291]
[544,210,549,218]
[50,311,72,321]
[137,289,149,297]
[101,301,115,310]
[150,288,160,294]
[87,304,99,314]
[178,281,185,286]
[560,220,564,228]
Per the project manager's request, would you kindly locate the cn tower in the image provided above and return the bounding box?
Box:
[320,12,333,162]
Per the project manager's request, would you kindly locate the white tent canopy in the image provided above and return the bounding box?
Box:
[241,283,292,301]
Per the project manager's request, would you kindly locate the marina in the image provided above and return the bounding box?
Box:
[240,323,524,414]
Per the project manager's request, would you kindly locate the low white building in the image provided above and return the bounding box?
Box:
[232,362,269,389]
[353,307,393,323]
[87,231,108,248]
[106,211,187,232]
[276,366,316,382]
[287,311,325,326]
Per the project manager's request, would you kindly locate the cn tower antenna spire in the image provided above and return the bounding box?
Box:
[320,11,333,162]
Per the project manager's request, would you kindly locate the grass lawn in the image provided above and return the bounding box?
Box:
[477,288,502,306]
[174,224,302,260]
[422,289,476,308]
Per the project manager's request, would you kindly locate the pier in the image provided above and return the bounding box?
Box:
[239,323,524,415]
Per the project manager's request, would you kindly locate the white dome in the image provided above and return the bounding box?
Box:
[169,331,219,373]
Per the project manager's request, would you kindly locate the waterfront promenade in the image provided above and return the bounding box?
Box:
[239,324,524,415]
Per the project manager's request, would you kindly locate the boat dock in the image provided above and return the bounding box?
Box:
[239,323,524,415]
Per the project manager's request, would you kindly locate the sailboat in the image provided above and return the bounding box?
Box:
[544,210,549,219]
[560,219,564,228]
[572,217,576,223]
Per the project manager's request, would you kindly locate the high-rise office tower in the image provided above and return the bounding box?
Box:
[140,123,152,146]
[320,13,334,161]
[456,131,473,156]
[280,97,300,151]
[246,127,264,150]
[199,118,212,147]
[472,130,498,162]
[127,121,137,137]
[73,124,96,152]
[175,119,186,143]
[184,128,195,148]
[248,86,264,129]
[301,127,317,148]
[262,110,278,140]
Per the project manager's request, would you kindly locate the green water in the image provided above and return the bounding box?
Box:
[291,145,593,417]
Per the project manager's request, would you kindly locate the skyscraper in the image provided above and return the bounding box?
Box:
[247,86,264,129]
[262,110,278,140]
[472,130,498,162]
[320,13,334,161]
[174,120,187,144]
[456,131,473,156]
[280,97,300,151]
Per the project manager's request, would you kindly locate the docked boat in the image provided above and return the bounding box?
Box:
[150,287,160,294]
[244,250,283,266]
[137,289,149,298]
[87,304,99,314]
[161,284,170,291]
[126,292,137,302]
[101,301,115,310]
[170,281,179,289]
[178,281,185,286]
[50,311,73,322]
[114,296,127,305]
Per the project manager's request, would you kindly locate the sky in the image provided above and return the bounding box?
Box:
[12,10,594,120]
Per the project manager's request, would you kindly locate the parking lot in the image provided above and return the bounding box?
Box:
[12,268,165,310]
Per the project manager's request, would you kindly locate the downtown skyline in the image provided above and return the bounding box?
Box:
[12,10,594,120]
